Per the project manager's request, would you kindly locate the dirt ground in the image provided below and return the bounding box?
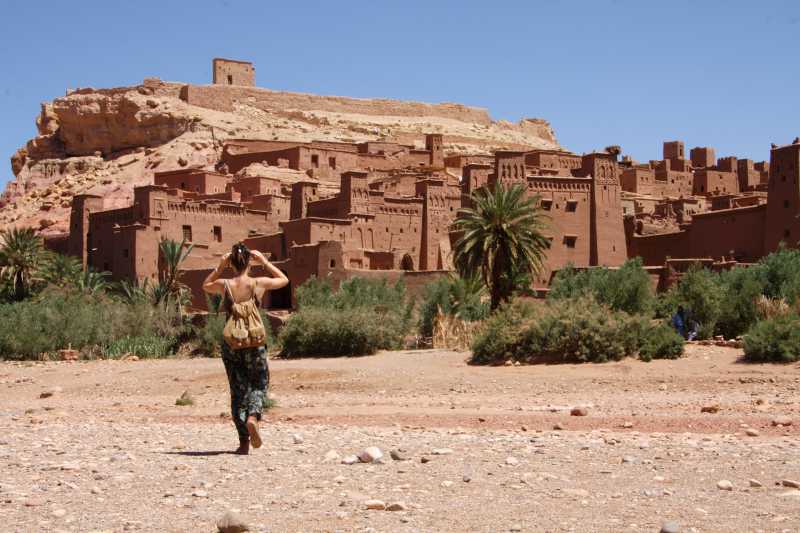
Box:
[1,344,799,532]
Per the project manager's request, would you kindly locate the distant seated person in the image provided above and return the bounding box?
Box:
[671,305,687,339]
[671,305,699,340]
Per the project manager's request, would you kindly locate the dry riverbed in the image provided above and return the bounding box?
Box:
[1,344,799,532]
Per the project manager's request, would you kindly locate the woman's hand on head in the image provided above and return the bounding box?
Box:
[219,252,231,269]
[252,250,268,265]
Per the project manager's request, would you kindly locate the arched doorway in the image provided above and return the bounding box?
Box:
[400,254,414,271]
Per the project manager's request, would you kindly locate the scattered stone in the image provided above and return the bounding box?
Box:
[364,499,386,510]
[462,474,472,483]
[772,416,792,427]
[390,449,409,461]
[781,479,800,489]
[745,428,759,437]
[553,423,565,431]
[660,520,681,533]
[420,456,431,464]
[192,490,209,498]
[441,480,454,488]
[52,509,67,518]
[622,421,634,429]
[341,455,359,465]
[700,405,720,414]
[323,450,340,462]
[292,433,304,445]
[39,387,62,399]
[622,456,636,464]
[749,479,763,488]
[510,525,523,532]
[570,407,588,417]
[90,486,102,494]
[505,457,519,466]
[716,480,733,491]
[431,448,453,455]
[60,461,81,471]
[386,501,407,512]
[358,447,383,463]
[217,510,250,533]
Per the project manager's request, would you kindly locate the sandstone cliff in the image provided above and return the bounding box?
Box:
[1,78,562,235]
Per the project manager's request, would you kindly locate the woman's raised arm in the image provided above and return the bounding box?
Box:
[203,253,231,294]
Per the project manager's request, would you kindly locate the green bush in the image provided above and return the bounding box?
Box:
[418,276,488,338]
[638,323,685,361]
[279,277,413,357]
[471,297,649,365]
[750,246,800,302]
[279,306,406,357]
[742,314,800,363]
[549,258,653,315]
[103,334,177,359]
[716,267,763,339]
[0,288,187,360]
[656,265,722,339]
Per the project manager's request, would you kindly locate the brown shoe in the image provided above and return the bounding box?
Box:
[246,416,262,449]
[235,437,250,455]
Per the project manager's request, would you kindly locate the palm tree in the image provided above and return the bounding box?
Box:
[155,238,194,307]
[41,253,83,288]
[77,269,111,294]
[452,183,550,310]
[0,228,44,300]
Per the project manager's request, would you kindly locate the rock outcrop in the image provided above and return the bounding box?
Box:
[2,78,562,235]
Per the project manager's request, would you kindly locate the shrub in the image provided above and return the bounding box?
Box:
[279,277,413,357]
[0,288,186,360]
[716,267,764,339]
[471,297,648,365]
[103,334,177,359]
[750,246,800,302]
[742,314,800,363]
[638,323,685,361]
[657,265,722,339]
[418,276,488,339]
[279,306,406,357]
[549,258,653,315]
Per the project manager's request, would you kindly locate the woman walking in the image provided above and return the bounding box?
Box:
[203,243,289,454]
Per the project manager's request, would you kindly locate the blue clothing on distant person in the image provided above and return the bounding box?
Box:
[672,306,687,338]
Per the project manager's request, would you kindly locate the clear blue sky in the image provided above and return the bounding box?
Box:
[1,0,798,188]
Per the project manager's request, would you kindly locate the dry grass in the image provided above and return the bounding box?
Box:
[755,295,791,319]
[431,310,481,351]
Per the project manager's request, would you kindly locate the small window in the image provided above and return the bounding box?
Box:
[123,249,129,258]
[311,154,319,168]
[213,226,222,242]
[329,157,336,169]
[227,74,233,85]
[329,259,336,268]
[566,200,578,212]
[564,236,577,248]
[182,225,193,242]
[540,199,553,211]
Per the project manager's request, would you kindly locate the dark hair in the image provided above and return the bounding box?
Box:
[230,242,251,273]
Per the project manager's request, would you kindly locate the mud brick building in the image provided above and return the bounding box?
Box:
[627,139,800,265]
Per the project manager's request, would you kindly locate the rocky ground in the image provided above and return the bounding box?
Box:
[1,344,799,532]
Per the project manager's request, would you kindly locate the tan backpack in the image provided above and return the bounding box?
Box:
[222,280,267,350]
